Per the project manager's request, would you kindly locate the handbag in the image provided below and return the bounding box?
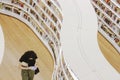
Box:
[35,67,40,75]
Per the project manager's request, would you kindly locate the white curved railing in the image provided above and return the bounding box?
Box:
[0,24,4,64]
[52,0,62,11]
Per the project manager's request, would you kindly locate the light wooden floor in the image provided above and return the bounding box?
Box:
[97,32,120,73]
[0,14,54,80]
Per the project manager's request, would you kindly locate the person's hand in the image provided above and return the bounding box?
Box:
[29,66,37,70]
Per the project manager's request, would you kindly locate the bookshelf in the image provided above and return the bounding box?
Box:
[91,0,120,52]
[0,0,79,80]
[0,0,61,63]
[52,52,75,80]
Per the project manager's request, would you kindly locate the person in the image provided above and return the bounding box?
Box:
[19,50,38,80]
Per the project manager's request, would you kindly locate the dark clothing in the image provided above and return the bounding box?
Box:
[19,51,37,67]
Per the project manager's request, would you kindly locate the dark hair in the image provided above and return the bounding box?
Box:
[25,50,36,54]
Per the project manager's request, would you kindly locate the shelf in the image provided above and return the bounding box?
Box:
[32,0,61,38]
[93,0,120,29]
[55,54,69,80]
[9,0,61,51]
[50,0,63,18]
[60,54,75,80]
[43,0,63,22]
[51,0,62,11]
[92,3,120,38]
[0,9,57,62]
[0,2,60,62]
[24,0,61,45]
[98,15,120,39]
[42,0,62,23]
[92,0,120,53]
[100,0,120,21]
[32,1,60,38]
[111,0,120,9]
[98,26,120,53]
[37,0,62,27]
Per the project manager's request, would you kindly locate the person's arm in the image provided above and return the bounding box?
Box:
[19,62,29,70]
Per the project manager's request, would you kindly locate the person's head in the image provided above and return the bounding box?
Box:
[25,50,36,54]
[24,50,38,59]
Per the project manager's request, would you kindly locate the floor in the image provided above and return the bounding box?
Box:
[97,32,120,73]
[0,14,54,80]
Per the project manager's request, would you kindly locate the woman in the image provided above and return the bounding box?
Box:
[19,50,38,80]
